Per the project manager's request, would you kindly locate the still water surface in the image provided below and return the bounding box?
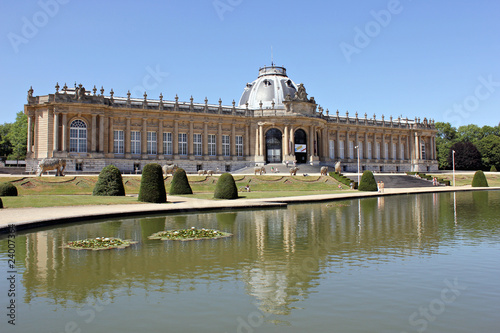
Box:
[1,191,500,332]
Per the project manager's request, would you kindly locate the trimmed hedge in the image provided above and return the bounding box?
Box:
[358,170,378,191]
[214,173,238,199]
[138,163,167,203]
[169,168,193,195]
[0,182,18,196]
[92,165,125,196]
[328,171,357,189]
[471,170,489,187]
[491,165,497,172]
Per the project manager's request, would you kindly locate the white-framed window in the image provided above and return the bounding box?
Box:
[163,132,172,155]
[131,131,141,154]
[367,142,372,159]
[329,140,335,159]
[147,131,157,155]
[339,140,344,159]
[194,133,202,156]
[178,133,187,155]
[392,143,397,160]
[113,130,124,154]
[69,119,87,153]
[384,142,389,160]
[376,142,381,160]
[401,145,405,160]
[208,134,216,156]
[236,135,243,157]
[348,141,354,159]
[222,135,230,156]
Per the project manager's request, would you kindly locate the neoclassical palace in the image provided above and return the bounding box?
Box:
[24,65,438,173]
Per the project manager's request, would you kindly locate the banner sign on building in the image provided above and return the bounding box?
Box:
[294,144,306,153]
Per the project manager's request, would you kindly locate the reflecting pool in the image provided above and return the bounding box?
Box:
[1,191,500,332]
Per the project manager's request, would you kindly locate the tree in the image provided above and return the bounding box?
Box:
[358,170,378,191]
[6,111,28,160]
[457,124,481,143]
[448,142,482,170]
[435,122,457,170]
[169,168,193,195]
[93,165,126,196]
[214,173,238,199]
[138,163,166,203]
[0,123,13,160]
[476,134,500,170]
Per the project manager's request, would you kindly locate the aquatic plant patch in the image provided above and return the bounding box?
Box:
[62,237,137,250]
[148,227,232,241]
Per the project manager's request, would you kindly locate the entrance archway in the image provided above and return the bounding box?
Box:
[266,128,282,163]
[294,129,307,163]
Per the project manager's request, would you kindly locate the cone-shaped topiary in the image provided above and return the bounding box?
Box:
[358,170,378,191]
[0,197,3,208]
[491,165,497,172]
[93,165,125,196]
[138,163,167,203]
[169,168,193,195]
[0,182,18,196]
[471,170,489,187]
[214,173,238,199]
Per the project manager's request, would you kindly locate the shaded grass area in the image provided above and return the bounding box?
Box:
[429,173,500,187]
[0,174,349,208]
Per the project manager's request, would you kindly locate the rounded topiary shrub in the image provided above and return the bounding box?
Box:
[491,165,497,172]
[0,197,3,208]
[169,168,193,195]
[357,170,378,191]
[92,165,125,196]
[471,170,489,187]
[214,173,238,199]
[138,163,167,203]
[0,182,18,196]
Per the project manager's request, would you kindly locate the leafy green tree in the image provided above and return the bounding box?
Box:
[471,170,489,187]
[435,122,457,169]
[0,123,13,160]
[138,163,166,203]
[448,142,482,170]
[169,168,193,195]
[214,173,238,199]
[477,134,500,170]
[457,124,481,143]
[6,111,27,160]
[358,170,378,191]
[93,165,125,196]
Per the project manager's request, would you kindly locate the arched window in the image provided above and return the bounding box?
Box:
[69,120,87,153]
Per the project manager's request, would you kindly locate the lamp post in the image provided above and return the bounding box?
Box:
[452,149,456,187]
[355,145,360,185]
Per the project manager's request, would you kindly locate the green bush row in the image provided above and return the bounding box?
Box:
[405,172,450,186]
[328,171,357,189]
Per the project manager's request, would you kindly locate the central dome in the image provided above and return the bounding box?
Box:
[239,65,298,109]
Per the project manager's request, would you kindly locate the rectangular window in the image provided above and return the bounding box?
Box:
[384,142,389,160]
[194,133,202,156]
[376,142,381,160]
[113,130,124,154]
[147,131,157,155]
[178,133,187,155]
[421,142,426,160]
[348,141,354,159]
[339,140,344,159]
[401,145,405,160]
[392,143,397,160]
[367,142,372,159]
[236,135,243,157]
[329,140,335,159]
[163,132,172,155]
[131,131,141,155]
[208,134,216,156]
[222,135,230,156]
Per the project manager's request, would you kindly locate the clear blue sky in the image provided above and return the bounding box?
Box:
[1,0,499,128]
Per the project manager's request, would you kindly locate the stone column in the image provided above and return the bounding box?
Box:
[53,112,59,153]
[289,126,294,158]
[284,125,289,156]
[173,120,179,156]
[364,132,368,159]
[255,125,259,159]
[322,127,328,160]
[99,116,104,153]
[27,116,33,154]
[62,114,67,152]
[203,122,208,157]
[108,116,113,154]
[336,130,340,159]
[259,124,264,157]
[218,123,223,159]
[188,121,194,156]
[91,114,97,152]
[398,134,402,160]
[245,124,249,157]
[142,118,147,157]
[125,117,131,156]
[345,130,349,159]
[414,133,420,160]
[309,125,314,157]
[231,123,236,157]
[382,132,386,161]
[158,120,163,155]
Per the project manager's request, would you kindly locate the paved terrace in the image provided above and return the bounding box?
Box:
[1,185,497,234]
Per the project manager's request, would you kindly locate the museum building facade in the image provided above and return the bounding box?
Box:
[24,65,438,173]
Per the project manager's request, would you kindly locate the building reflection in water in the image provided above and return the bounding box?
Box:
[11,192,492,315]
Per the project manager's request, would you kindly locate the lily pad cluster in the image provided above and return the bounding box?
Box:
[149,227,232,241]
[63,237,137,250]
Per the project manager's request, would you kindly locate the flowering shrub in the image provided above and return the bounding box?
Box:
[148,227,232,241]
